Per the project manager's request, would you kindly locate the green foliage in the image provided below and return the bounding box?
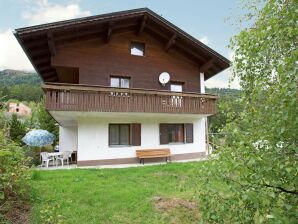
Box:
[29,162,205,224]
[0,69,42,102]
[198,0,298,222]
[38,201,64,224]
[8,113,26,144]
[206,88,242,133]
[0,130,31,222]
[0,69,41,86]
[36,99,58,143]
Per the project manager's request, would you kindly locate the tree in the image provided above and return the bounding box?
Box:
[9,113,26,145]
[198,0,298,222]
[36,99,58,143]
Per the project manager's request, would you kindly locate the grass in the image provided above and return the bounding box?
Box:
[29,162,206,224]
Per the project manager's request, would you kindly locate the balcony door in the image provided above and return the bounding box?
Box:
[110,76,130,97]
[170,83,183,107]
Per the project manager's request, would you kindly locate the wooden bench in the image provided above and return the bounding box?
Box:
[136,149,171,165]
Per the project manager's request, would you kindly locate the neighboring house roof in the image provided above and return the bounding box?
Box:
[8,102,32,116]
[14,8,230,82]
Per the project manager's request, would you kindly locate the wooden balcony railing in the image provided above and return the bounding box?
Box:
[43,83,218,115]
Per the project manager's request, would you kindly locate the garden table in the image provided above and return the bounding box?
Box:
[47,152,63,166]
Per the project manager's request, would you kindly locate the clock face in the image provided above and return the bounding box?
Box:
[159,72,170,85]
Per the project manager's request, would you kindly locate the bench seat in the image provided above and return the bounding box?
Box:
[136,149,171,164]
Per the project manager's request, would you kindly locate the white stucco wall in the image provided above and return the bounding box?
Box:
[59,126,78,152]
[77,114,206,161]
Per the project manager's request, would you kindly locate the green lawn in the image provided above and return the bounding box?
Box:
[29,162,206,224]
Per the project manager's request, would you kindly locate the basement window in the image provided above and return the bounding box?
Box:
[130,41,145,56]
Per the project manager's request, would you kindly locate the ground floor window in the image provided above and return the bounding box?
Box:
[167,124,184,143]
[109,124,130,146]
[109,123,141,146]
[160,123,193,144]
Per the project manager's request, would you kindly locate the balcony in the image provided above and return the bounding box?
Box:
[43,83,218,115]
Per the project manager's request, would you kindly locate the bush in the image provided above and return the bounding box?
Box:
[8,113,26,145]
[0,130,31,222]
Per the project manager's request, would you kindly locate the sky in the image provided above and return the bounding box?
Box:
[0,0,244,89]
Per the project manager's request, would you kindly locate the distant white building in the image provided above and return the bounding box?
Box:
[7,102,31,117]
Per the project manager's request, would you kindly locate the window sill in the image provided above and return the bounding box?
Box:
[109,145,132,148]
[162,142,193,145]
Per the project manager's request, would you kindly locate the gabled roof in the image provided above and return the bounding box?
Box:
[14,8,230,82]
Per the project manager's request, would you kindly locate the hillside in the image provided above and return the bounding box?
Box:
[0,69,41,86]
[0,69,43,102]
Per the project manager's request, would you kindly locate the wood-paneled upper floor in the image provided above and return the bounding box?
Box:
[51,32,202,92]
[14,8,230,94]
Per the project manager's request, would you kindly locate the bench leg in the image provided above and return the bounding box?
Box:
[143,158,144,165]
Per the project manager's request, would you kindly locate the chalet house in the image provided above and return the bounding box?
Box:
[14,8,229,166]
[7,102,32,117]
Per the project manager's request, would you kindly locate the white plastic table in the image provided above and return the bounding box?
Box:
[48,152,63,166]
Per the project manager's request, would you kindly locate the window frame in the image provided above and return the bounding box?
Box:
[109,124,131,146]
[167,123,185,144]
[110,76,131,88]
[159,123,193,145]
[130,41,145,57]
[170,82,184,92]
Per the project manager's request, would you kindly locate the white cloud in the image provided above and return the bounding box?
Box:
[205,68,240,89]
[199,36,209,45]
[0,29,33,70]
[0,1,91,71]
[23,0,91,25]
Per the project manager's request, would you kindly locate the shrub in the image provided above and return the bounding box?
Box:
[8,113,26,145]
[0,130,31,222]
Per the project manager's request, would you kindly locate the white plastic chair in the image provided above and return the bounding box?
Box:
[40,152,54,168]
[56,151,72,166]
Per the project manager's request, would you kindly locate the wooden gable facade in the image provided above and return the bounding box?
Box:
[14,8,230,115]
[51,31,203,92]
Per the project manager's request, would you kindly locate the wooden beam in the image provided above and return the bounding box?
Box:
[106,22,113,43]
[200,58,215,72]
[31,49,49,58]
[35,57,51,65]
[137,15,147,35]
[175,41,206,62]
[39,67,53,73]
[146,25,206,63]
[165,33,177,51]
[47,32,56,56]
[45,76,59,82]
[37,64,51,71]
[43,71,56,78]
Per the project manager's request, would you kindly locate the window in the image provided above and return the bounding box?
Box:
[130,42,145,56]
[110,77,130,88]
[160,123,193,144]
[170,83,183,92]
[109,124,130,146]
[167,124,184,143]
[109,123,141,146]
